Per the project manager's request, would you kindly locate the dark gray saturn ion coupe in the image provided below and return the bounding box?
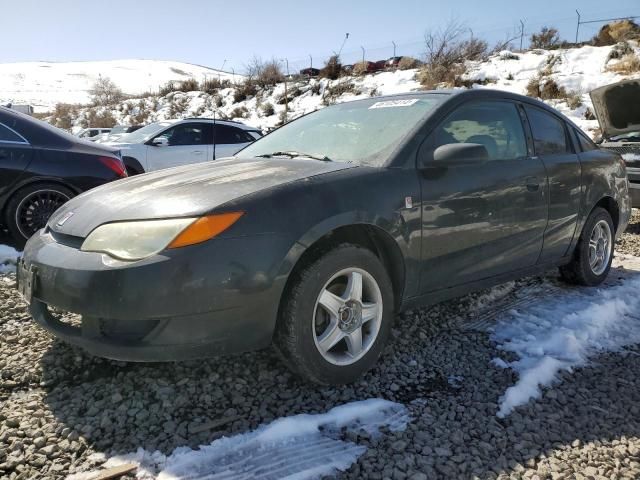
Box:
[18,90,630,384]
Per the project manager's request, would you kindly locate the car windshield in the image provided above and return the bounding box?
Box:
[117,121,175,143]
[239,95,445,166]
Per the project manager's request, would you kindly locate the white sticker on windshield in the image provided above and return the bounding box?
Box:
[369,99,419,109]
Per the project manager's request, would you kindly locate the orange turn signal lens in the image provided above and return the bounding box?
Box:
[168,212,244,249]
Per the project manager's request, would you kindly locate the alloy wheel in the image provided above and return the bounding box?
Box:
[312,267,383,366]
[588,219,612,276]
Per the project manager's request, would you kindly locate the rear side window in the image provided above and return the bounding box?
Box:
[574,128,598,152]
[432,100,527,161]
[0,123,26,143]
[524,106,569,155]
[156,123,210,146]
[215,125,256,144]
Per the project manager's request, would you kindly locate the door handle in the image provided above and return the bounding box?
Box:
[525,176,540,191]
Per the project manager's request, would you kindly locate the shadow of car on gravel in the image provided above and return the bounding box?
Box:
[36,270,640,479]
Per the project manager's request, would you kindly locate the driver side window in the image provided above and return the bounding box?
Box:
[155,123,208,146]
[432,101,527,161]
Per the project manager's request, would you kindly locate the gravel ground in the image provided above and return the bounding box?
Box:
[1,211,640,480]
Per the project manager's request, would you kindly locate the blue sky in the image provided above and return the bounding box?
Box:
[3,0,639,72]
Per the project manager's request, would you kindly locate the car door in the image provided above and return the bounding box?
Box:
[418,99,548,293]
[522,105,582,262]
[146,122,211,170]
[213,124,256,159]
[0,122,33,198]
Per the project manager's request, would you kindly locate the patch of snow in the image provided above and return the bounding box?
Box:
[0,60,240,112]
[491,273,640,418]
[0,245,19,273]
[491,357,510,369]
[81,399,408,480]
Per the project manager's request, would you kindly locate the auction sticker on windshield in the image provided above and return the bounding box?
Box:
[368,99,419,109]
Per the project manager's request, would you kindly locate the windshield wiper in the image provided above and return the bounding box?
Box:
[256,151,332,162]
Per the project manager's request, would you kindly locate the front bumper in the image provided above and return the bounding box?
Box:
[21,230,292,361]
[628,167,640,208]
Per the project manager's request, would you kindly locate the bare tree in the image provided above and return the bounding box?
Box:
[244,56,284,87]
[89,76,123,106]
[423,20,488,68]
[530,27,561,49]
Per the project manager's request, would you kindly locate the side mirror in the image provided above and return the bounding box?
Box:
[432,143,489,165]
[151,137,169,147]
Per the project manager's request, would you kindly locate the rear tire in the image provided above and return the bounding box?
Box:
[5,183,74,246]
[275,244,394,385]
[560,207,614,286]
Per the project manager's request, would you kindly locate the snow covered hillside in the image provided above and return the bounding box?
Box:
[0,60,238,112]
[49,42,640,140]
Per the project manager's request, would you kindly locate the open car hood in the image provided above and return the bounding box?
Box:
[590,79,640,139]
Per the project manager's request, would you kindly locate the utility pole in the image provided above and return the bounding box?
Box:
[519,20,525,51]
[221,59,227,71]
[337,33,350,58]
[392,41,397,58]
[575,10,581,43]
[309,54,313,70]
[361,46,365,64]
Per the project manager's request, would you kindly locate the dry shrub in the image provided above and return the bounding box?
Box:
[530,27,561,49]
[261,102,275,116]
[245,56,284,87]
[418,63,466,89]
[398,56,419,70]
[584,108,596,121]
[233,80,258,103]
[526,75,567,100]
[89,76,123,106]
[418,21,486,89]
[51,103,78,130]
[607,41,633,61]
[310,82,321,95]
[566,92,583,109]
[159,81,179,96]
[202,77,231,94]
[168,96,189,117]
[320,55,342,80]
[353,61,369,76]
[594,20,640,46]
[178,78,200,92]
[606,53,640,74]
[229,106,248,119]
[84,109,116,128]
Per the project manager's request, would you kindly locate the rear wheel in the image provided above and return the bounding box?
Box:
[275,244,394,385]
[560,207,614,286]
[5,183,74,245]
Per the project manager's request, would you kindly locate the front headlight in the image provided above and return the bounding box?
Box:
[81,212,243,261]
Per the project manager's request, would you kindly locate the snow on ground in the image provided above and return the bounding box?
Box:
[0,245,19,273]
[464,43,640,135]
[51,42,640,140]
[0,60,240,112]
[71,399,409,480]
[491,256,640,418]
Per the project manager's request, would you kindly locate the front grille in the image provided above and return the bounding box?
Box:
[601,145,640,155]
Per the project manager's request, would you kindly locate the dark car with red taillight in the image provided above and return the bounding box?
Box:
[0,106,126,245]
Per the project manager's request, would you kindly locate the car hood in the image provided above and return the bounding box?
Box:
[48,157,356,238]
[590,79,640,138]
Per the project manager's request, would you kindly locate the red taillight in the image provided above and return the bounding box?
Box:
[98,156,127,178]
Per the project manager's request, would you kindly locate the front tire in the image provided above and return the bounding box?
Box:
[560,207,614,286]
[5,183,74,246]
[275,244,394,385]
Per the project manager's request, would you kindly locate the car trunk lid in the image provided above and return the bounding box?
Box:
[590,79,640,139]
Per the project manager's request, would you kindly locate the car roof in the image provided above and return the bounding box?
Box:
[341,89,582,130]
[180,117,257,130]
